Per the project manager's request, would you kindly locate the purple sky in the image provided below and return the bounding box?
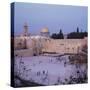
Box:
[14,2,88,35]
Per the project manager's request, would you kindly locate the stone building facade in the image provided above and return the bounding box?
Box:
[14,35,87,57]
[42,38,87,54]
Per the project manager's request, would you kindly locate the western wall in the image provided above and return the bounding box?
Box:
[14,36,87,57]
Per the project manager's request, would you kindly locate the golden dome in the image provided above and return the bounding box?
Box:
[41,27,49,33]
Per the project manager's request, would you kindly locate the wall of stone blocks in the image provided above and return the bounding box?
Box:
[14,36,87,56]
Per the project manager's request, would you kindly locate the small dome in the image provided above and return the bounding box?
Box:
[41,27,49,33]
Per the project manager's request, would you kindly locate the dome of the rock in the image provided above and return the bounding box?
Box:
[41,27,49,33]
[40,27,50,37]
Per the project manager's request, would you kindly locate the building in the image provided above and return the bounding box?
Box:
[21,23,30,36]
[40,27,50,37]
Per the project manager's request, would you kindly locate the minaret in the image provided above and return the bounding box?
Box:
[23,23,29,36]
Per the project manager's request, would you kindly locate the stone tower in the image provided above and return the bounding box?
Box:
[23,23,30,36]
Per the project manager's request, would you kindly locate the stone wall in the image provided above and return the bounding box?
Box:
[14,36,87,56]
[42,38,87,54]
[14,49,34,57]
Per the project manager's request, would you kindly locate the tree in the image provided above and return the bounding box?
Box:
[67,27,88,39]
[59,29,62,34]
[51,29,64,39]
[77,27,79,33]
[58,29,64,39]
[51,33,57,39]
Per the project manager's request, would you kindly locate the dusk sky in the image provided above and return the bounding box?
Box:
[14,2,88,35]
